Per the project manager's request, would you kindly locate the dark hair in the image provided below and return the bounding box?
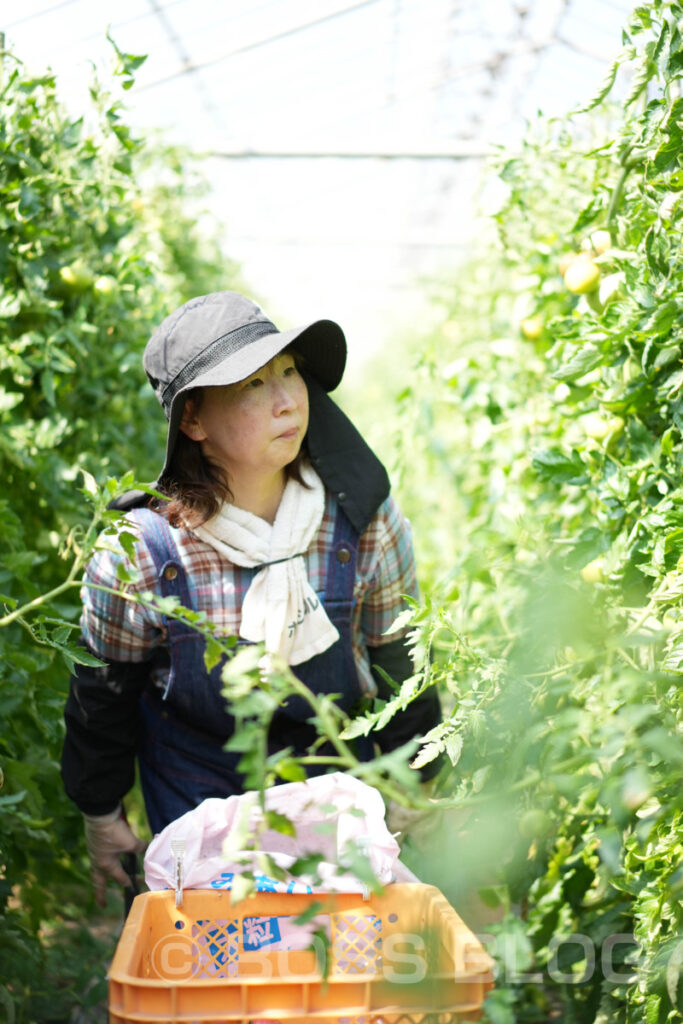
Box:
[157,350,309,527]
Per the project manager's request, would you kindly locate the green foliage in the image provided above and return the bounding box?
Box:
[2,4,683,1023]
[0,41,240,1019]
[219,645,424,809]
[345,3,683,1023]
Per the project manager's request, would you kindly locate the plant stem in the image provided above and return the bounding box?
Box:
[0,503,108,629]
[0,578,83,628]
[606,164,631,230]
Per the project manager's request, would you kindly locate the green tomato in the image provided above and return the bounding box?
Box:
[580,557,604,584]
[622,357,641,383]
[59,261,93,290]
[519,809,552,840]
[94,274,118,297]
[581,413,625,442]
[598,272,625,307]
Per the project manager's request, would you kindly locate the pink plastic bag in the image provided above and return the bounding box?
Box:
[143,772,418,894]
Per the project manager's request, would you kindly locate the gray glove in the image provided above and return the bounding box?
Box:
[83,804,147,907]
[385,780,441,849]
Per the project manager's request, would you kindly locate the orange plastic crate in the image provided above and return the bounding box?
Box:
[108,883,493,1023]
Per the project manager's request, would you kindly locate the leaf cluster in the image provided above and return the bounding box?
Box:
[346,4,683,1023]
[0,41,242,1019]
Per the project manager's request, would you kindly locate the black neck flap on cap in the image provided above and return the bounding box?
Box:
[304,374,390,535]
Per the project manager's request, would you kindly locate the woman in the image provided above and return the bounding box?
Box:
[61,291,441,906]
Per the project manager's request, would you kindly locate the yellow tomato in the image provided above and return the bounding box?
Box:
[564,259,601,294]
[559,251,583,277]
[590,229,613,254]
[520,315,544,340]
[580,557,604,584]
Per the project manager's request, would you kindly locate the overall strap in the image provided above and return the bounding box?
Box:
[324,500,360,605]
[125,508,195,620]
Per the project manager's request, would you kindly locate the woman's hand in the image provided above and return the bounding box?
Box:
[385,779,441,849]
[83,805,147,907]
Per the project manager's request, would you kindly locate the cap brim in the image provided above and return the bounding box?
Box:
[159,318,346,479]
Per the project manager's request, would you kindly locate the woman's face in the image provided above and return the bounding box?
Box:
[180,351,309,482]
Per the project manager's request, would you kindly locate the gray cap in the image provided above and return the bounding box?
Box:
[143,291,346,478]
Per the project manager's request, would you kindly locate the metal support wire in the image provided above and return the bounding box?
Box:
[135,0,383,93]
[204,144,492,160]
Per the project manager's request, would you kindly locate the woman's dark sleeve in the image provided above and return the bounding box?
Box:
[367,635,443,781]
[61,642,150,816]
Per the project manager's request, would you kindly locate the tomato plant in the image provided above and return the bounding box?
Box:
[3,5,683,1022]
[0,42,242,1018]
[346,4,683,1023]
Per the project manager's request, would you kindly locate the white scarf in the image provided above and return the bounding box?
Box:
[192,464,340,665]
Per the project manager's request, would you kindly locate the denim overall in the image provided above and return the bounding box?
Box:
[128,506,373,834]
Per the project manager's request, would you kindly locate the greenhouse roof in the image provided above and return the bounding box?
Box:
[4,0,637,363]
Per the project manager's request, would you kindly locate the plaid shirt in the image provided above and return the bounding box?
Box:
[81,491,418,696]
